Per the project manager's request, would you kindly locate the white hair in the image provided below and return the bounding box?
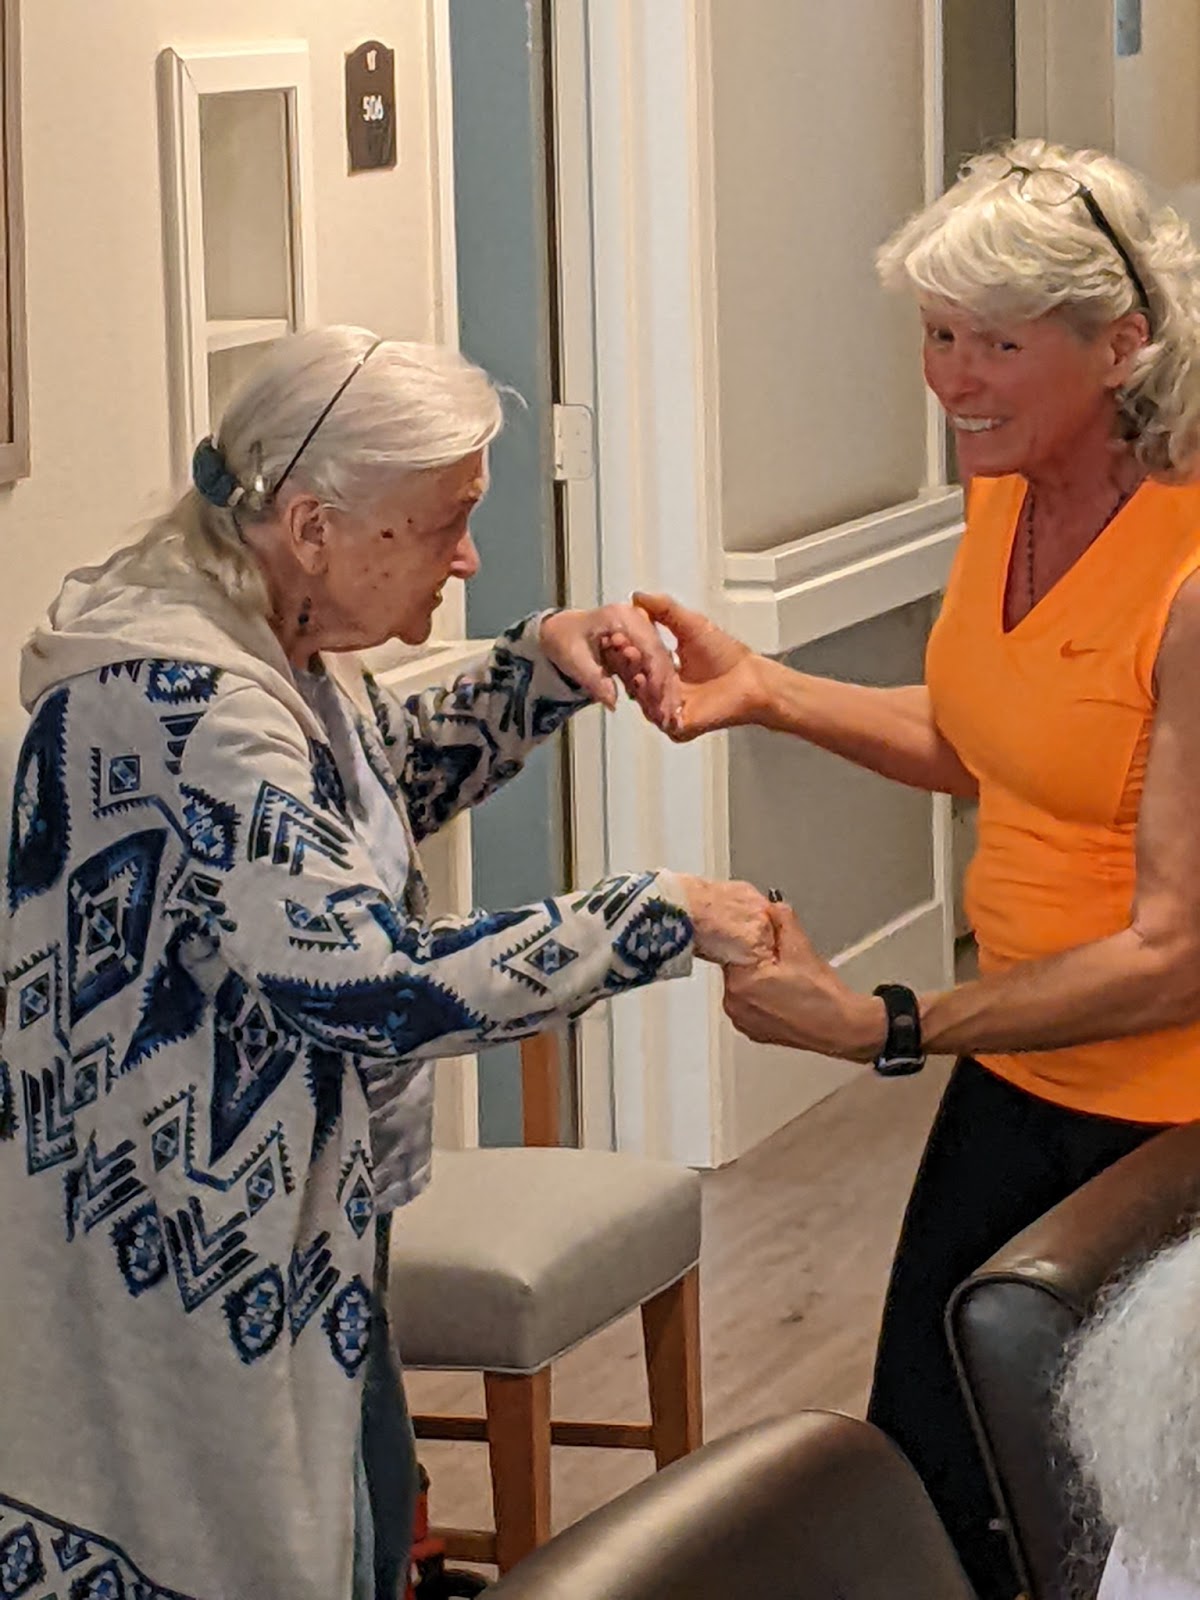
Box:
[877,139,1200,479]
[1058,1226,1200,1590]
[118,325,504,613]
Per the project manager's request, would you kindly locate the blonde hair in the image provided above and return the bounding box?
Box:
[120,326,504,612]
[877,139,1200,479]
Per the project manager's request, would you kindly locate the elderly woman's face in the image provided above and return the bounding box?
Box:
[920,299,1124,481]
[325,450,486,647]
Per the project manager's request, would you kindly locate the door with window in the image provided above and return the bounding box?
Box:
[447,0,598,1147]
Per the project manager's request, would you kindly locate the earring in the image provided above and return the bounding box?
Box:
[297,597,312,631]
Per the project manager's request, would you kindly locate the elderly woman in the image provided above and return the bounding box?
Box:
[631,140,1200,1597]
[1060,1229,1200,1600]
[0,326,768,1600]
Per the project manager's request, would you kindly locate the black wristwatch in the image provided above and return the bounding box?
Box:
[871,983,926,1077]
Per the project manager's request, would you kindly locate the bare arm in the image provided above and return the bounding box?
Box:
[750,662,978,798]
[723,572,1200,1060]
[632,593,977,798]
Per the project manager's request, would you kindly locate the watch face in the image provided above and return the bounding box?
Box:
[896,1016,920,1048]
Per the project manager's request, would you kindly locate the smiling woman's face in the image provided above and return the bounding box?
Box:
[919,300,1123,482]
[320,449,488,648]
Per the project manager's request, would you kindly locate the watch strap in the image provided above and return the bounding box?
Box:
[871,983,925,1077]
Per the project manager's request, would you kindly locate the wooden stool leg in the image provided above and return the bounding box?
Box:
[484,1368,552,1572]
[641,1265,703,1469]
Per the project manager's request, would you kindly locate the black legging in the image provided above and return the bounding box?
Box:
[867,1057,1165,1600]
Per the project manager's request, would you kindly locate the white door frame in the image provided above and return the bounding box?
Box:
[564,0,734,1165]
[424,0,479,1151]
[550,0,618,1150]
[552,0,733,1161]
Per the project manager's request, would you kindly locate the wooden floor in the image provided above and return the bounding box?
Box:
[408,1055,952,1542]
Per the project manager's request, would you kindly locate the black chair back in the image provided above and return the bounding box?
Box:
[488,1411,976,1600]
[947,1120,1200,1599]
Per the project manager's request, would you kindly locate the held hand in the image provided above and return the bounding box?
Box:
[677,875,775,967]
[721,901,887,1062]
[540,604,681,730]
[632,593,766,740]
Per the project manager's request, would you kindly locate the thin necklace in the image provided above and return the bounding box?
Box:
[1022,477,1142,611]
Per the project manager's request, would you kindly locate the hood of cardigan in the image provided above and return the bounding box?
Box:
[20,553,345,740]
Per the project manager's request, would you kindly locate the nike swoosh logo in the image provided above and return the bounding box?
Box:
[1060,641,1100,659]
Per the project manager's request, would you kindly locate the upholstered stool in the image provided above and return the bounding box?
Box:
[388,1146,703,1572]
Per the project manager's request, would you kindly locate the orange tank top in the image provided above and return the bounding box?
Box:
[926,473,1200,1123]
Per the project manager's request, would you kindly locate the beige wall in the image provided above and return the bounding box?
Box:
[726,601,940,1154]
[706,4,945,1153]
[943,0,1015,182]
[728,600,936,959]
[709,0,928,553]
[1115,0,1200,196]
[1019,0,1200,178]
[1019,0,1115,152]
[1,0,443,717]
[1017,0,1200,241]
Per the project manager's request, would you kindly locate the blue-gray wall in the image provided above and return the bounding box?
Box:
[450,0,565,1144]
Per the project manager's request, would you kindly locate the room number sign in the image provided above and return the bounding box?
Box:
[346,41,397,171]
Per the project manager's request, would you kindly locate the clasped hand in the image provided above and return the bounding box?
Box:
[540,600,885,1056]
[719,901,887,1063]
[538,603,681,731]
[677,886,885,1063]
[538,592,761,738]
[539,604,775,965]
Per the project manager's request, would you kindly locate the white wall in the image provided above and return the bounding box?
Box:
[2,0,445,717]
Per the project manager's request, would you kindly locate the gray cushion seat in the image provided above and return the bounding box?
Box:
[388,1147,702,1374]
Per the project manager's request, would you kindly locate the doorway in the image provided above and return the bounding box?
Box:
[447,0,600,1147]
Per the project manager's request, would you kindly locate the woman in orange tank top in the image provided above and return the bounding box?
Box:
[630,141,1200,1599]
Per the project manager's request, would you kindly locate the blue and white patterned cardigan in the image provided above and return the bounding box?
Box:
[0,586,693,1600]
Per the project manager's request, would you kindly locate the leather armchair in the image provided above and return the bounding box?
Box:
[947,1119,1200,1600]
[487,1410,976,1600]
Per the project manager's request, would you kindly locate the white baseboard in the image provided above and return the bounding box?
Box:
[724,897,949,1164]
